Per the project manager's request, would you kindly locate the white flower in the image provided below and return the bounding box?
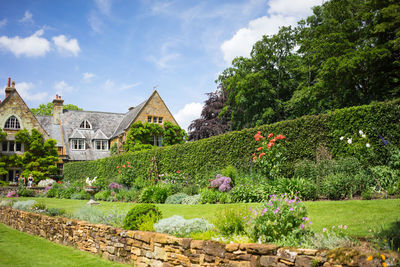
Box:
[359,130,363,135]
[347,138,352,144]
[362,134,366,138]
[366,143,370,148]
[340,136,344,140]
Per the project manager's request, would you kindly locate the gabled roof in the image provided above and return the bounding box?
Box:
[93,129,108,140]
[112,100,147,138]
[69,129,86,139]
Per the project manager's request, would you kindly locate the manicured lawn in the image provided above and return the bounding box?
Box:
[0,223,130,267]
[11,197,400,237]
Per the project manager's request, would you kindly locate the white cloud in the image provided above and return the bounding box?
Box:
[0,29,51,57]
[95,0,112,15]
[147,40,182,70]
[14,82,48,102]
[88,11,103,33]
[0,19,7,28]
[19,10,34,24]
[102,79,141,92]
[54,81,74,96]
[220,0,321,64]
[52,35,81,56]
[83,72,95,81]
[174,102,203,132]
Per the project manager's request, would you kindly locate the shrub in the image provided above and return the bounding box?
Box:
[274,178,318,201]
[309,225,354,249]
[109,182,123,191]
[70,190,90,200]
[0,199,15,207]
[47,208,66,216]
[245,194,311,244]
[154,215,214,237]
[212,208,249,236]
[221,165,238,184]
[165,193,189,204]
[139,185,172,203]
[64,99,400,186]
[123,204,162,230]
[116,188,140,202]
[182,184,199,196]
[230,183,270,203]
[12,200,36,211]
[200,188,229,204]
[94,190,112,201]
[373,220,400,251]
[181,194,201,205]
[369,166,399,191]
[32,202,47,212]
[72,206,127,227]
[322,173,356,200]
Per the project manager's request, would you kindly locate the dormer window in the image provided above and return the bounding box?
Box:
[71,139,85,150]
[94,140,108,151]
[79,120,92,129]
[4,116,21,129]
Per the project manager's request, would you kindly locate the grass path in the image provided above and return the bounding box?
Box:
[9,197,400,237]
[0,223,130,267]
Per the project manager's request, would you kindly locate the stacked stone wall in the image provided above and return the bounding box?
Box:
[0,207,391,266]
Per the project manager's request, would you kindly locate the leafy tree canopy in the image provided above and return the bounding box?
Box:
[31,102,82,116]
[15,129,59,181]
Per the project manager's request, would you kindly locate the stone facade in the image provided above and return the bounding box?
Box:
[0,207,393,267]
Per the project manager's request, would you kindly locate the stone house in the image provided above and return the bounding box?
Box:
[0,78,179,182]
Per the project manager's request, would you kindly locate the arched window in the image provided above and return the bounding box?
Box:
[79,120,92,129]
[4,116,21,129]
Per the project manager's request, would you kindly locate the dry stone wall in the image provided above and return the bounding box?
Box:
[0,207,388,266]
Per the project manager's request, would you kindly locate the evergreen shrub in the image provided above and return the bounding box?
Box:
[64,99,400,185]
[123,204,162,230]
[154,215,213,237]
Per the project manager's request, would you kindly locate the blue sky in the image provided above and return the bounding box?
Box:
[0,0,320,131]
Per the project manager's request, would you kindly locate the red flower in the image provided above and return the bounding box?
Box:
[268,133,274,138]
[257,147,263,151]
[122,165,126,168]
[259,152,266,159]
[57,181,61,184]
[253,156,257,161]
[118,171,121,174]
[176,170,180,174]
[254,131,264,141]
[127,162,131,164]
[116,166,120,169]
[267,143,274,149]
[276,134,286,140]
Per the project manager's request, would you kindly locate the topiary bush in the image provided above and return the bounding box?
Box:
[123,204,162,230]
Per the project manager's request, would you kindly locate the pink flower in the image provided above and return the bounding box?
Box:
[300,224,305,229]
[257,147,263,151]
[268,133,273,138]
[259,152,266,159]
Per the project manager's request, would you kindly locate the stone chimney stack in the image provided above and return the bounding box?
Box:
[5,78,16,99]
[52,94,64,124]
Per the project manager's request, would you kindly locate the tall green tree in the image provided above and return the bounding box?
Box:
[15,129,59,181]
[31,102,82,115]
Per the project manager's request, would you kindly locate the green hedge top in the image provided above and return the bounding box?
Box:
[64,99,400,182]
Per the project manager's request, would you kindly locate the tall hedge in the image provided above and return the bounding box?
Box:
[64,99,400,182]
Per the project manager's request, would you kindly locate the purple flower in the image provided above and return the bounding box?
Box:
[261,208,267,216]
[300,224,305,229]
[109,182,123,190]
[344,225,347,230]
[289,207,294,211]
[210,175,232,192]
[309,221,312,225]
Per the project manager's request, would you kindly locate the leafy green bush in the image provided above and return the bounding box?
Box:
[64,99,400,186]
[115,189,140,202]
[70,190,90,200]
[181,194,201,205]
[123,204,162,230]
[246,194,310,244]
[72,206,126,228]
[369,166,399,191]
[17,188,35,197]
[47,207,66,216]
[221,165,238,184]
[139,185,172,203]
[94,190,111,201]
[309,225,354,249]
[212,208,249,236]
[322,173,356,200]
[373,220,400,251]
[230,183,270,203]
[154,215,214,237]
[200,188,229,204]
[182,184,199,196]
[165,193,189,204]
[274,178,318,201]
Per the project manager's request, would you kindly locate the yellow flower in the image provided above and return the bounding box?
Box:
[380,254,386,261]
[382,262,387,267]
[367,256,373,261]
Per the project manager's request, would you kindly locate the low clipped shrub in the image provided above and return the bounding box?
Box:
[245,194,311,244]
[165,193,189,204]
[71,206,126,227]
[181,194,201,205]
[17,188,35,197]
[123,204,162,230]
[154,215,214,237]
[12,200,36,211]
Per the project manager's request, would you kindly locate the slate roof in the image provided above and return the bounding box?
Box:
[36,116,63,146]
[112,101,146,138]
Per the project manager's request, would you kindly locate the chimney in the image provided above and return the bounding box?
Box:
[52,94,64,124]
[128,106,135,111]
[5,78,16,99]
